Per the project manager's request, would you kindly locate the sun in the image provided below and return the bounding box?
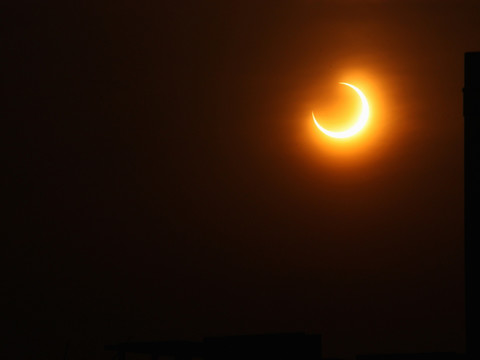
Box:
[312,82,370,139]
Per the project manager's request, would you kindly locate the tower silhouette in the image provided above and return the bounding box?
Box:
[463,52,480,360]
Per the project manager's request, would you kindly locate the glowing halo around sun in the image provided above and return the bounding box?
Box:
[312,82,370,139]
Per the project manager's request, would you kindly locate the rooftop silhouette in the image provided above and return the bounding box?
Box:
[357,353,466,360]
[106,332,322,360]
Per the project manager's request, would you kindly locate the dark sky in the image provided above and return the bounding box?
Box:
[5,0,478,359]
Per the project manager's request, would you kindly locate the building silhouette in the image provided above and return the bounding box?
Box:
[357,353,465,360]
[463,51,480,360]
[105,333,322,360]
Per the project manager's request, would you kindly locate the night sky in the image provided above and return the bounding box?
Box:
[5,1,478,359]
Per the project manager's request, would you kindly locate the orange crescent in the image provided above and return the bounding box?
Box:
[312,82,369,138]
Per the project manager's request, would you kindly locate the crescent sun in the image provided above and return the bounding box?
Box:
[312,82,370,139]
